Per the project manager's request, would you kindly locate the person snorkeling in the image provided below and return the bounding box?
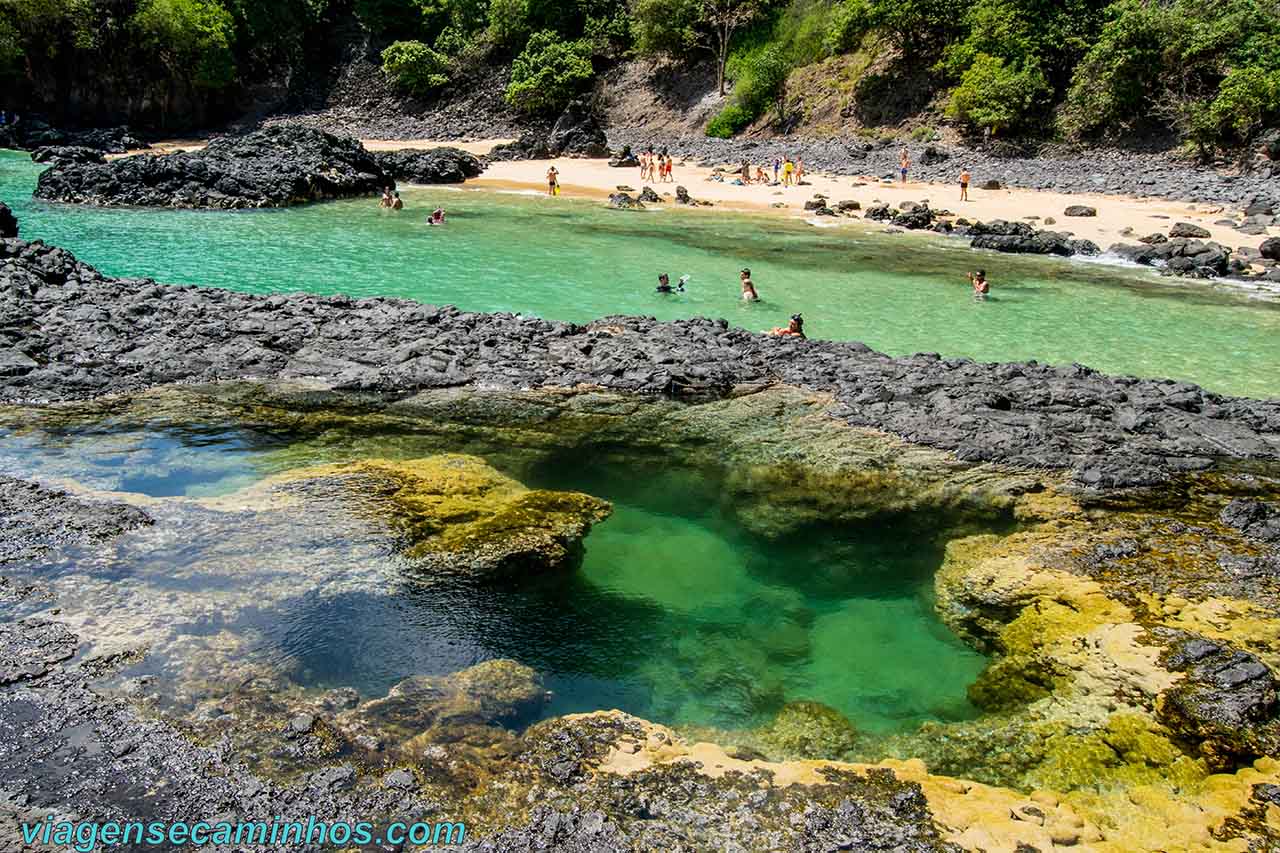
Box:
[656,273,688,293]
[770,313,806,339]
[968,269,990,299]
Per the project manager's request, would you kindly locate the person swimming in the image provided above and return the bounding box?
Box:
[392,191,403,211]
[969,269,990,299]
[740,268,759,301]
[379,187,393,208]
[769,313,806,339]
[428,208,446,225]
[656,273,689,293]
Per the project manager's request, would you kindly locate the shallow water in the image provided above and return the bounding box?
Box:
[0,421,986,736]
[3,150,1278,398]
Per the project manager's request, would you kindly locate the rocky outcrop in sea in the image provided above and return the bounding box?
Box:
[373,147,485,184]
[2,238,1278,489]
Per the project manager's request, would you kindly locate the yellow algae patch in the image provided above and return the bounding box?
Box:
[1146,594,1280,671]
[273,454,612,573]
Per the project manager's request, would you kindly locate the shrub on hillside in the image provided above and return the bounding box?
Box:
[488,0,532,48]
[132,0,237,89]
[381,40,451,95]
[504,30,594,114]
[946,52,1049,135]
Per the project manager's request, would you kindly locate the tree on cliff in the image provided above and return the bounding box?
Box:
[632,0,764,96]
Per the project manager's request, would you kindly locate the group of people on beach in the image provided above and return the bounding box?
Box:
[379,187,445,224]
[639,148,674,183]
[720,156,806,187]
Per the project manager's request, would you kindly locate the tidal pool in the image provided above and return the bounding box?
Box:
[3,150,1279,399]
[0,417,987,738]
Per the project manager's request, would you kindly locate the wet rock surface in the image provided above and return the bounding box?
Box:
[33,125,388,209]
[0,203,15,239]
[0,476,152,566]
[276,455,612,574]
[29,146,106,167]
[372,147,484,185]
[2,239,1279,488]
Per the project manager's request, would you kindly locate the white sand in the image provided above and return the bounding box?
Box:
[130,136,1277,250]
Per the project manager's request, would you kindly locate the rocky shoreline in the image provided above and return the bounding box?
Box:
[607,128,1280,212]
[30,126,484,209]
[2,238,1279,489]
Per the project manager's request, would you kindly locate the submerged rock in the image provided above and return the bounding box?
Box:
[372,147,484,184]
[758,700,860,758]
[34,125,389,209]
[279,454,611,575]
[337,659,548,746]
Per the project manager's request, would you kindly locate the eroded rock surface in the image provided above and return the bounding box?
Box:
[3,239,1279,489]
[33,125,388,209]
[373,147,485,184]
[274,454,611,574]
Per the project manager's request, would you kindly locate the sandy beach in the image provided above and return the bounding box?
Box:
[471,155,1276,251]
[129,136,1276,250]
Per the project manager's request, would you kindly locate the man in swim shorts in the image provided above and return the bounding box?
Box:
[740,268,759,301]
[959,168,971,201]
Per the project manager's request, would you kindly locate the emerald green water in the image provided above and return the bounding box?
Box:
[0,420,986,739]
[3,148,1278,398]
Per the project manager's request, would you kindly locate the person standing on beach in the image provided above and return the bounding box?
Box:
[547,166,560,196]
[795,159,805,184]
[664,156,674,182]
[959,168,971,201]
[782,157,794,186]
[773,158,781,183]
[899,149,910,183]
[740,160,752,184]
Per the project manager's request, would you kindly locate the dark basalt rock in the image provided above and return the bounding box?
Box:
[609,145,641,168]
[34,124,389,209]
[547,97,609,158]
[488,131,554,162]
[372,147,484,184]
[892,205,935,229]
[969,220,1100,257]
[608,192,643,210]
[1063,205,1097,217]
[1220,499,1280,543]
[638,186,662,203]
[0,475,152,566]
[1261,237,1280,261]
[30,146,107,167]
[1108,237,1231,277]
[1170,222,1212,239]
[3,238,1280,489]
[0,203,15,239]
[1159,636,1280,768]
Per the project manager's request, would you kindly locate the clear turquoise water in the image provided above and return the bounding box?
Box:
[0,422,986,737]
[2,150,1278,399]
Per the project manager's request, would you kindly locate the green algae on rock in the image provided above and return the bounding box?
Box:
[276,454,612,575]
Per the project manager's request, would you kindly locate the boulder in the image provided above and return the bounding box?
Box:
[981,179,1001,190]
[277,455,611,576]
[30,146,106,167]
[864,203,893,221]
[675,185,692,204]
[547,98,609,158]
[919,145,949,165]
[609,192,643,210]
[1261,237,1280,261]
[34,124,389,209]
[1064,205,1097,217]
[373,147,484,184]
[638,186,662,203]
[487,132,553,161]
[1170,222,1211,239]
[608,145,640,168]
[892,205,935,230]
[1245,198,1275,217]
[758,701,859,759]
[835,200,860,212]
[0,202,15,238]
[1138,233,1168,245]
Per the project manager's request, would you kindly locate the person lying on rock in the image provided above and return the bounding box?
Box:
[770,314,806,339]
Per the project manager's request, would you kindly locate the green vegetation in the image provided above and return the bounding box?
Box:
[0,0,1274,151]
[381,39,450,95]
[505,29,594,113]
